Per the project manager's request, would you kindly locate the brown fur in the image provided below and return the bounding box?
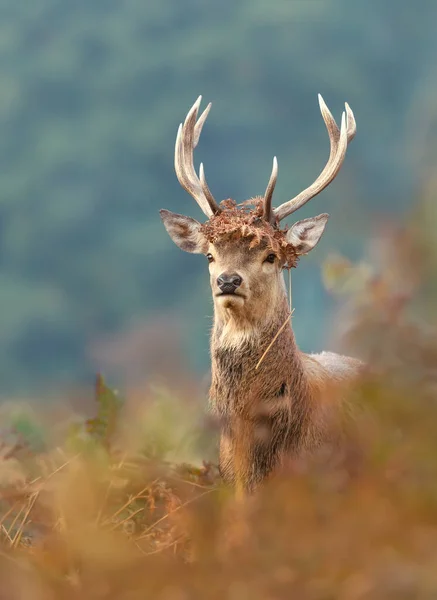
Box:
[210,293,362,492]
[160,201,363,493]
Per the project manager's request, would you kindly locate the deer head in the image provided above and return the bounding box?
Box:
[160,95,356,331]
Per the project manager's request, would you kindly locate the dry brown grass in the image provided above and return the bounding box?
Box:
[1,214,437,598]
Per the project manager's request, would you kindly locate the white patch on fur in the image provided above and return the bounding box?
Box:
[218,320,259,349]
[309,350,363,380]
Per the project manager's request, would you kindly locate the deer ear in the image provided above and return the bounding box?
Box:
[160,209,207,254]
[286,213,329,255]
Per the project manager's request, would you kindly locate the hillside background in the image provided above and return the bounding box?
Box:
[0,0,436,395]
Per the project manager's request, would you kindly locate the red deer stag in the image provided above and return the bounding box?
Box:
[160,95,363,493]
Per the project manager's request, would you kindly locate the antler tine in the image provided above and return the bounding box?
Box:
[345,102,356,142]
[318,94,340,160]
[273,96,355,223]
[199,162,217,209]
[319,94,356,152]
[174,96,221,218]
[262,157,278,224]
[193,103,212,148]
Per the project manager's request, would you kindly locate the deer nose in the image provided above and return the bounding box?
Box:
[217,272,243,294]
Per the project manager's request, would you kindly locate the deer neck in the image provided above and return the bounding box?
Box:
[210,293,308,418]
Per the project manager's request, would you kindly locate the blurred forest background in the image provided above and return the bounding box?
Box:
[0,0,436,395]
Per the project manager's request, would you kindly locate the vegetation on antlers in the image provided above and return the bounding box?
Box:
[200,198,299,269]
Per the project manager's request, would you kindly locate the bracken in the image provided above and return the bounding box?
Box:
[200,198,299,269]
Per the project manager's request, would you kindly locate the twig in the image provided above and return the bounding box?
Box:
[102,479,160,526]
[143,535,184,556]
[11,492,39,548]
[110,506,145,531]
[29,453,80,488]
[255,308,295,370]
[136,488,215,541]
[1,523,13,543]
[288,268,292,313]
[168,475,214,490]
[6,503,26,539]
[133,540,148,555]
[0,501,20,529]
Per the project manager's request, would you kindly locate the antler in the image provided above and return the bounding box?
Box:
[174,96,221,218]
[262,156,278,223]
[266,95,356,224]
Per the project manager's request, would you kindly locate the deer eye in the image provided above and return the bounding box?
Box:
[265,253,276,264]
[206,253,214,263]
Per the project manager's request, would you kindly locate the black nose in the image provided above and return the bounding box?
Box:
[217,272,243,294]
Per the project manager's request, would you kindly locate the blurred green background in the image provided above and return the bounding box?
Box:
[0,0,435,394]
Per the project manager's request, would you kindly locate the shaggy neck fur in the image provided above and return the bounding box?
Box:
[209,279,317,489]
[210,295,311,421]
